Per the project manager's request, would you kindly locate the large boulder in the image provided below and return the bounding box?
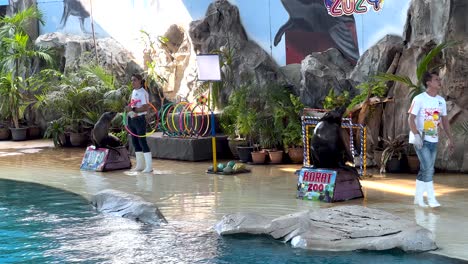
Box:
[382,0,468,172]
[91,189,167,225]
[189,0,286,105]
[300,48,355,108]
[215,206,437,252]
[35,32,142,84]
[349,35,404,84]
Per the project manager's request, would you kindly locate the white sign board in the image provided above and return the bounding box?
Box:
[196,54,221,81]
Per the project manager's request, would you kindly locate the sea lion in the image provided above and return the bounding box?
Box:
[91,112,122,154]
[274,0,359,62]
[310,106,356,172]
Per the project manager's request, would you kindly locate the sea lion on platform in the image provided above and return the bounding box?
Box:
[91,112,122,154]
[310,106,356,172]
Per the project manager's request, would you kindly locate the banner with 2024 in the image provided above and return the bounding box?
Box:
[324,0,384,17]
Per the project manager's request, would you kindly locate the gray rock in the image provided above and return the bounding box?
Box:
[91,189,167,225]
[349,35,404,84]
[35,32,141,84]
[189,0,286,105]
[215,205,437,252]
[380,0,468,172]
[299,48,355,108]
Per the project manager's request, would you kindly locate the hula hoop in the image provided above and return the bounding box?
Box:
[123,102,159,138]
[159,102,173,135]
[182,102,197,136]
[192,104,210,137]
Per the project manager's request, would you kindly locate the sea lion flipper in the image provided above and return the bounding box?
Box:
[274,20,293,46]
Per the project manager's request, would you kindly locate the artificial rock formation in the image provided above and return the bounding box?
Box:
[348,35,404,166]
[381,0,468,171]
[216,206,437,252]
[91,189,167,225]
[300,48,355,108]
[35,32,141,84]
[349,35,404,84]
[189,0,286,105]
[144,24,198,102]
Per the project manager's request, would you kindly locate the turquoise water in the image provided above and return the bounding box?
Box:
[0,179,466,264]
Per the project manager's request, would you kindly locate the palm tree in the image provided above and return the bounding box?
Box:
[0,6,54,129]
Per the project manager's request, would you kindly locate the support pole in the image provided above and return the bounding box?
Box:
[210,82,218,172]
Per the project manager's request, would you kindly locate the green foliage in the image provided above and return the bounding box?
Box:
[377,41,457,100]
[221,82,305,150]
[0,72,24,128]
[44,119,65,147]
[323,89,349,110]
[453,121,468,137]
[0,7,55,128]
[348,79,388,110]
[380,134,408,173]
[111,130,129,146]
[38,64,125,133]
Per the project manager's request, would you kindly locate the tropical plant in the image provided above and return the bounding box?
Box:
[282,94,305,148]
[347,79,388,111]
[376,42,457,100]
[0,73,25,128]
[44,119,65,147]
[323,89,349,110]
[0,7,54,128]
[380,134,408,173]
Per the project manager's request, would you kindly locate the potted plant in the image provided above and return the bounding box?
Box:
[281,94,305,163]
[0,73,28,140]
[380,134,409,173]
[0,7,54,140]
[220,84,255,162]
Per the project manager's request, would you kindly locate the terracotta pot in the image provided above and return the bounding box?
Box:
[0,127,10,140]
[288,147,304,163]
[251,151,266,164]
[27,126,41,139]
[268,150,283,164]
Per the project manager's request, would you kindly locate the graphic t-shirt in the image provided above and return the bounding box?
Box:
[130,87,149,116]
[408,92,447,143]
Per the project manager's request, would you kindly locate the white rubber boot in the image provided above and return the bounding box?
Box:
[131,152,145,171]
[142,152,153,173]
[414,180,428,208]
[426,181,441,208]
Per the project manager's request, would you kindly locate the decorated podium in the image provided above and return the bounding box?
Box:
[296,167,363,202]
[80,146,132,172]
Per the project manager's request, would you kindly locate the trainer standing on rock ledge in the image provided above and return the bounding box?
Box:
[125,73,153,173]
[408,71,454,208]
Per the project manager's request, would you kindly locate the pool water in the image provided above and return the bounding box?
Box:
[0,179,466,264]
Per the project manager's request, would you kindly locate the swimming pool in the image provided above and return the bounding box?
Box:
[0,179,466,264]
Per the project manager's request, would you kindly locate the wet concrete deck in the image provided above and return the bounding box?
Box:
[0,139,467,261]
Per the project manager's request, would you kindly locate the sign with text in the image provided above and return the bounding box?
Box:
[324,0,384,17]
[297,168,337,202]
[80,146,109,171]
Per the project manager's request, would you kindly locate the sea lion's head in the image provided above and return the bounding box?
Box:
[320,106,346,125]
[98,111,118,123]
